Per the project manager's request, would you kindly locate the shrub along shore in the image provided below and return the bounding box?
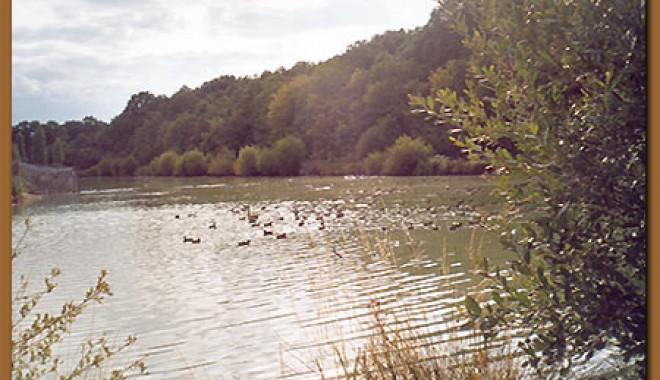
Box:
[76,135,485,178]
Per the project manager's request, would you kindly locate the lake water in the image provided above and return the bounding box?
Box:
[12,176,514,379]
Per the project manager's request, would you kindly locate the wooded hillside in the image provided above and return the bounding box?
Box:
[12,9,481,176]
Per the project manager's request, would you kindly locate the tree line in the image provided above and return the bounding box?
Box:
[12,9,477,177]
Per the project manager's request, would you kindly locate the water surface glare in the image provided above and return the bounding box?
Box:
[12,176,512,379]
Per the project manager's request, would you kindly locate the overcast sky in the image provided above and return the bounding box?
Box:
[12,0,438,125]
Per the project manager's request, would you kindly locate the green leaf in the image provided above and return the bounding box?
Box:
[492,292,504,305]
[464,295,482,317]
[515,290,530,307]
[530,122,539,135]
[425,96,435,111]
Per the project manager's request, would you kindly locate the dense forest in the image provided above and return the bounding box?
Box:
[11,9,485,177]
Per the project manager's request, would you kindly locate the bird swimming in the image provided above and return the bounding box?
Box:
[449,222,463,231]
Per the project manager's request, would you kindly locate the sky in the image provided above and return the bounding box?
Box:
[12,0,438,125]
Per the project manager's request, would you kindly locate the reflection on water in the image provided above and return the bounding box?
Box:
[12,176,512,379]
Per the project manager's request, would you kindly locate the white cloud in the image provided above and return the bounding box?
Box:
[12,0,437,124]
[12,72,43,96]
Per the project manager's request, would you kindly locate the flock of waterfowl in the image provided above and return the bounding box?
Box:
[171,183,489,252]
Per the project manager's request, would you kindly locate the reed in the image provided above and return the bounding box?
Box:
[321,300,523,380]
[304,218,526,380]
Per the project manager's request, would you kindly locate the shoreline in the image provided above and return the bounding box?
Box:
[12,192,41,208]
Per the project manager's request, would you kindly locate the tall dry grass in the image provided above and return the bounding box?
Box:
[295,216,527,380]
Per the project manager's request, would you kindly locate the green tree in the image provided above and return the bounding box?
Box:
[178,149,208,177]
[415,0,645,375]
[199,116,223,154]
[161,113,197,153]
[235,146,260,176]
[102,91,160,155]
[354,116,399,159]
[129,111,166,166]
[31,125,48,165]
[266,75,311,141]
[382,135,432,175]
[256,136,307,176]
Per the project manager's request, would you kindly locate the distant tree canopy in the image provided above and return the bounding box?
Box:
[11,8,479,176]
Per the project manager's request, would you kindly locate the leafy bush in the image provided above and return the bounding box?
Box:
[381,135,433,175]
[256,136,307,176]
[148,150,181,176]
[428,59,468,94]
[415,0,646,376]
[256,146,280,176]
[207,148,235,176]
[362,151,384,175]
[178,149,209,176]
[235,146,261,176]
[272,135,307,176]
